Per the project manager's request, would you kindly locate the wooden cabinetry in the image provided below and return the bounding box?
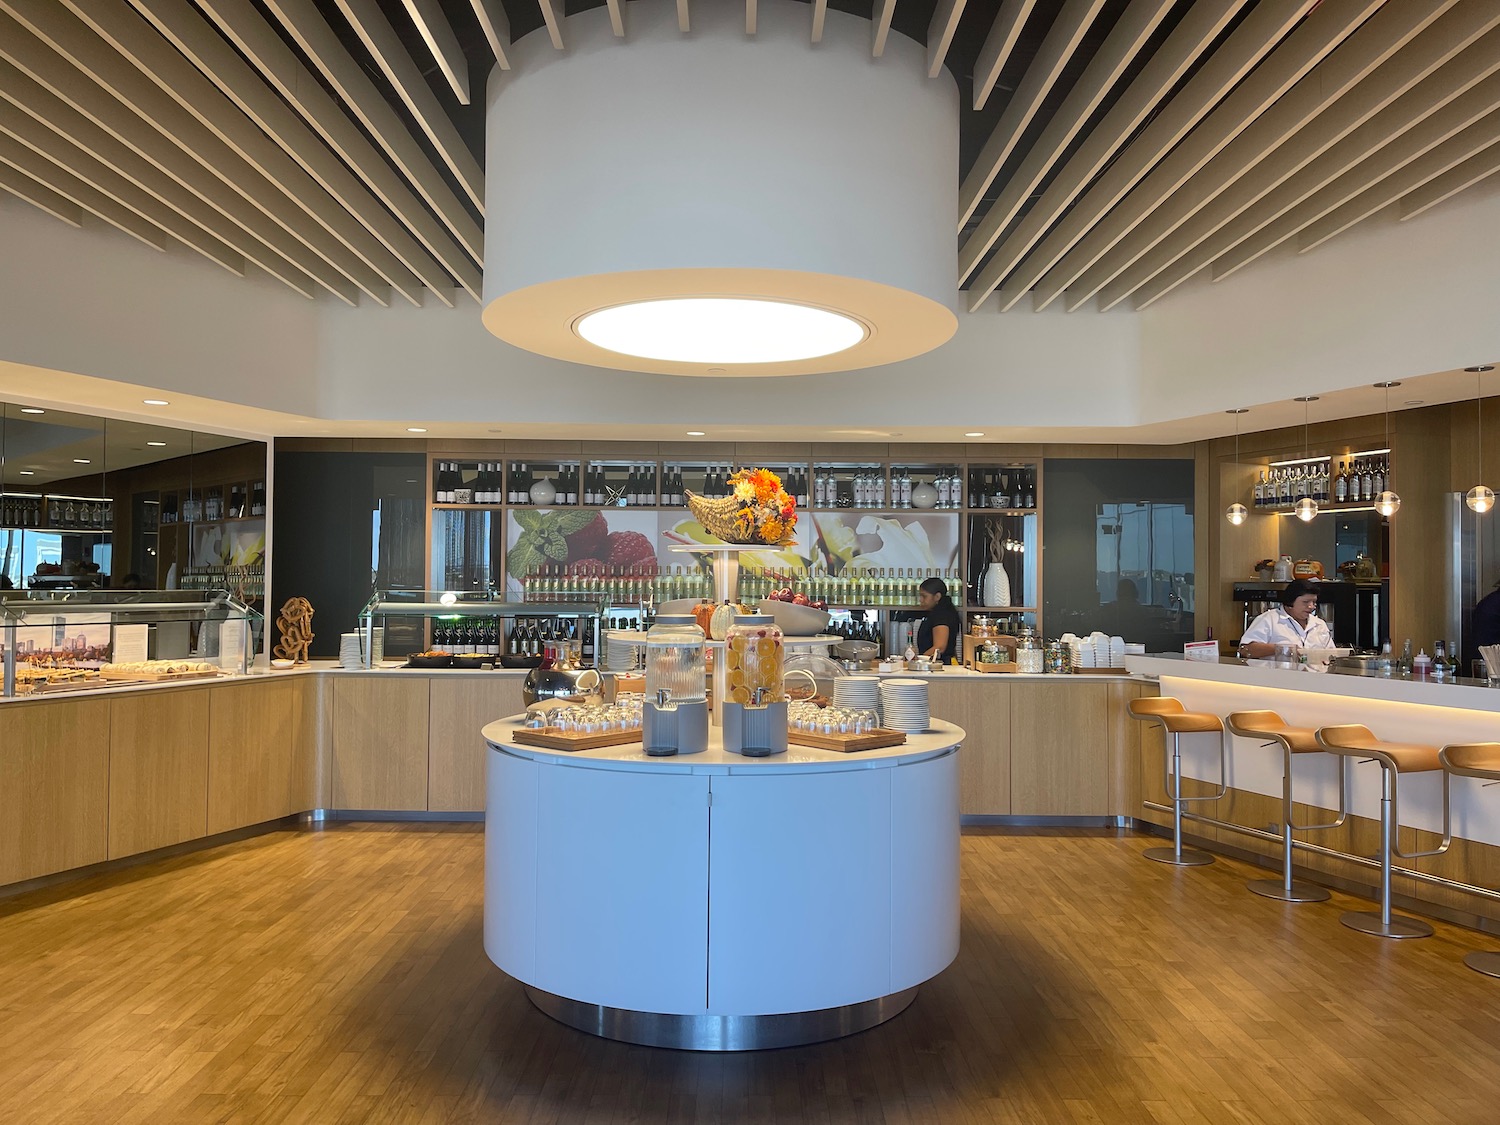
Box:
[1011,682,1111,816]
[329,677,430,811]
[0,698,111,885]
[428,677,525,813]
[108,689,211,858]
[207,679,310,834]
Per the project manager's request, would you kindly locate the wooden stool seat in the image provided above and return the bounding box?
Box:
[1225,710,1342,903]
[1438,743,1500,979]
[1128,697,1227,867]
[1313,724,1452,940]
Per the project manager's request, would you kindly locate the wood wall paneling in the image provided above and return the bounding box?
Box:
[108,689,211,859]
[929,680,1009,816]
[330,677,430,811]
[1010,682,1109,815]
[0,699,111,884]
[428,676,524,812]
[206,679,304,834]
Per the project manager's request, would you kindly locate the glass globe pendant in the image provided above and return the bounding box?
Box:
[1293,497,1319,522]
[1226,502,1248,526]
[1375,490,1401,517]
[1467,485,1495,513]
[1225,409,1250,526]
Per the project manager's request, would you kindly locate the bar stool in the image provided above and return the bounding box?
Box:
[1225,711,1346,903]
[1437,742,1500,978]
[1315,725,1452,939]
[1128,698,1227,867]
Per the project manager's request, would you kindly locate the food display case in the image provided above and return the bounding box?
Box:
[358,590,608,669]
[0,588,262,697]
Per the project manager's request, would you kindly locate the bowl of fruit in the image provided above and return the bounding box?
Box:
[758,589,831,636]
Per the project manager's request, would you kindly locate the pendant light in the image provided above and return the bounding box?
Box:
[1374,381,1401,517]
[1293,396,1319,522]
[1225,408,1249,525]
[1465,365,1495,514]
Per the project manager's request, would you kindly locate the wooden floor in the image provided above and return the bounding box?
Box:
[3,825,1499,1125]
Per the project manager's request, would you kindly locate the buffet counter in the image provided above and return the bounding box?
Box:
[0,663,1150,892]
[1126,654,1500,925]
[482,718,961,1049]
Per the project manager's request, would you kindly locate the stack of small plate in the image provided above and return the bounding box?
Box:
[339,632,364,670]
[879,678,930,732]
[833,675,881,718]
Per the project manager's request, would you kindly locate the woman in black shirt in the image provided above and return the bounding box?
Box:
[915,577,961,663]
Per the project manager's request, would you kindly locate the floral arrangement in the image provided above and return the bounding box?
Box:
[686,468,798,547]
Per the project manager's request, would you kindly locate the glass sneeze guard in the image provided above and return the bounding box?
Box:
[358,589,608,669]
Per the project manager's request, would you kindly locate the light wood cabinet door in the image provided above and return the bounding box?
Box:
[207,679,305,834]
[330,677,429,811]
[1010,682,1110,815]
[109,689,211,858]
[0,698,111,885]
[428,677,525,812]
[928,680,1010,816]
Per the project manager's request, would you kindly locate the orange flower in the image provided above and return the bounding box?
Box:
[760,516,786,544]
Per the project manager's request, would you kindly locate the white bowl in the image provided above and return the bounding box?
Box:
[757,599,832,636]
[270,659,295,670]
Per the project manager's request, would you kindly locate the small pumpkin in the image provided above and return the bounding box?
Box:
[709,602,739,641]
[692,600,717,636]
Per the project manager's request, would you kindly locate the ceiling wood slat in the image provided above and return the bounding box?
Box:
[872,0,896,58]
[0,5,386,306]
[537,0,564,49]
[329,0,486,207]
[746,0,757,36]
[677,0,689,33]
[1071,0,1462,312]
[0,133,170,252]
[1296,108,1500,251]
[0,57,338,302]
[926,0,968,79]
[399,0,469,104]
[606,0,625,38]
[1109,8,1500,311]
[957,0,1105,228]
[259,0,484,262]
[0,163,84,227]
[1211,68,1500,280]
[1399,144,1500,219]
[960,0,1173,274]
[1030,0,1386,312]
[975,0,1314,312]
[811,0,827,44]
[129,0,469,306]
[0,107,250,277]
[959,0,1245,291]
[467,0,510,70]
[972,0,1038,111]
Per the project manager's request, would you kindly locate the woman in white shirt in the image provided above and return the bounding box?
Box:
[1237,579,1335,669]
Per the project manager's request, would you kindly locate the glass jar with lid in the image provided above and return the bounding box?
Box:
[1015,625,1045,673]
[724,613,785,705]
[644,614,706,706]
[1045,640,1073,675]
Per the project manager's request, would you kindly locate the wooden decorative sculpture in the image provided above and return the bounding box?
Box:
[274,597,315,664]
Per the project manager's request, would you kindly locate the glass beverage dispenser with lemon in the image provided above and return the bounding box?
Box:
[721,613,788,756]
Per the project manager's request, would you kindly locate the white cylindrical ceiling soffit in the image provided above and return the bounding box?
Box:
[481,0,959,377]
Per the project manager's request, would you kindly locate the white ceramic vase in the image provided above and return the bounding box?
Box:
[981,560,1011,608]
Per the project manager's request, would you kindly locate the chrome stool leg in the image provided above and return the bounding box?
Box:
[1341,762,1435,939]
[1247,745,1338,903]
[1143,730,1215,867]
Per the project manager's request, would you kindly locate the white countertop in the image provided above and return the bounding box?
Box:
[483,716,965,773]
[1125,653,1500,713]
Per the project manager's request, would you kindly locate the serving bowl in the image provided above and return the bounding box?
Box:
[759,599,831,636]
[407,652,454,668]
[498,653,544,669]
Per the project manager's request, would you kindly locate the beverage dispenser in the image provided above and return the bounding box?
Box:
[720,613,788,757]
[641,615,708,756]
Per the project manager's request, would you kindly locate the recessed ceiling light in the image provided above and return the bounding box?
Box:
[146,441,167,447]
[143,398,169,406]
[1464,365,1494,372]
[406,427,428,433]
[1404,400,1424,406]
[575,298,867,365]
[73,458,91,464]
[965,432,985,438]
[19,407,44,414]
[686,431,706,437]
[19,470,35,475]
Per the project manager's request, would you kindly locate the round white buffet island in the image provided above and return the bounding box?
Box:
[482,717,964,1051]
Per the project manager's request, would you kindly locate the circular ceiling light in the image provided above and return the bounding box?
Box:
[965,432,985,438]
[686,430,706,437]
[146,441,167,447]
[20,407,44,414]
[575,298,866,366]
[143,398,169,406]
[73,458,91,464]
[19,470,35,475]
[407,427,428,433]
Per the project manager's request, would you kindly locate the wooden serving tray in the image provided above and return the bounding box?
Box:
[787,728,908,753]
[511,727,642,752]
[969,660,1017,673]
[1071,666,1128,675]
[99,667,222,683]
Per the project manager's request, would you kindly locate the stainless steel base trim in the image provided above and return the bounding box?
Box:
[1141,800,1500,905]
[1246,877,1330,903]
[962,815,1131,828]
[319,810,485,823]
[523,986,919,1051]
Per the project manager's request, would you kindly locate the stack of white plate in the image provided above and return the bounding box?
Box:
[604,635,639,673]
[833,675,880,716]
[879,678,930,732]
[339,632,363,670]
[360,627,385,665]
